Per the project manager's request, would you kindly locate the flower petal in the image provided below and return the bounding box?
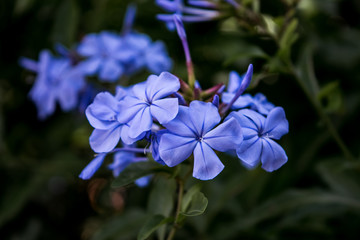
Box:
[188,101,220,136]
[227,71,242,93]
[128,106,152,139]
[145,72,180,101]
[261,138,288,172]
[99,59,123,81]
[263,107,289,139]
[204,117,243,152]
[159,134,197,167]
[78,57,101,75]
[236,136,262,168]
[79,153,107,180]
[162,106,196,137]
[117,96,147,123]
[77,33,100,56]
[193,142,224,180]
[89,126,122,153]
[150,98,179,124]
[228,109,265,133]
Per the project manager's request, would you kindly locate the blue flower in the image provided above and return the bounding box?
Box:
[228,107,289,172]
[20,50,85,119]
[79,150,150,187]
[156,0,221,29]
[159,101,243,180]
[79,153,107,180]
[118,72,180,139]
[86,91,137,153]
[77,31,125,82]
[222,70,274,115]
[108,151,150,187]
[119,33,173,75]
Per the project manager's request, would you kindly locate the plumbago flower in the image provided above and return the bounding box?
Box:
[77,4,172,81]
[156,0,222,29]
[79,148,150,187]
[19,50,85,119]
[159,101,243,180]
[227,107,289,171]
[222,71,275,115]
[117,72,180,139]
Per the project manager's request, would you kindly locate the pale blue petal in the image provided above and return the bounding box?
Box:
[38,50,51,73]
[162,106,196,137]
[19,57,38,72]
[261,139,288,172]
[227,71,242,93]
[236,136,262,168]
[263,107,289,139]
[99,59,123,81]
[128,106,152,139]
[79,153,107,180]
[159,134,197,167]
[117,96,147,123]
[145,41,173,74]
[204,117,243,152]
[89,127,122,153]
[120,124,144,145]
[78,57,101,75]
[150,98,179,124]
[100,31,122,53]
[188,101,220,135]
[232,94,254,109]
[131,81,147,100]
[193,142,224,180]
[135,176,151,187]
[57,85,78,111]
[229,109,265,133]
[145,72,180,101]
[77,33,100,56]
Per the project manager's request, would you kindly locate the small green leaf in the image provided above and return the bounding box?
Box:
[181,183,202,212]
[317,81,343,113]
[294,43,320,99]
[262,15,279,37]
[111,161,172,188]
[278,18,299,61]
[137,215,173,240]
[181,192,208,217]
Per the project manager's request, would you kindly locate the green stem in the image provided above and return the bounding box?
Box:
[290,65,356,161]
[166,179,184,240]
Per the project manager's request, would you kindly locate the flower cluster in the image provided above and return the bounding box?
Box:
[20,4,172,119]
[78,13,289,184]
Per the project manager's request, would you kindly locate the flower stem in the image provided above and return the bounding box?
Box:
[167,178,184,240]
[174,15,196,89]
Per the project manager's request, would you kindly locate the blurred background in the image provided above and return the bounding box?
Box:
[1,0,360,239]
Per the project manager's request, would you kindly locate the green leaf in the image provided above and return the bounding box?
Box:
[294,43,320,100]
[278,18,299,61]
[317,159,360,199]
[111,161,172,188]
[181,183,202,212]
[180,192,208,217]
[148,176,176,240]
[262,15,279,37]
[317,81,343,113]
[215,189,360,240]
[137,215,173,240]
